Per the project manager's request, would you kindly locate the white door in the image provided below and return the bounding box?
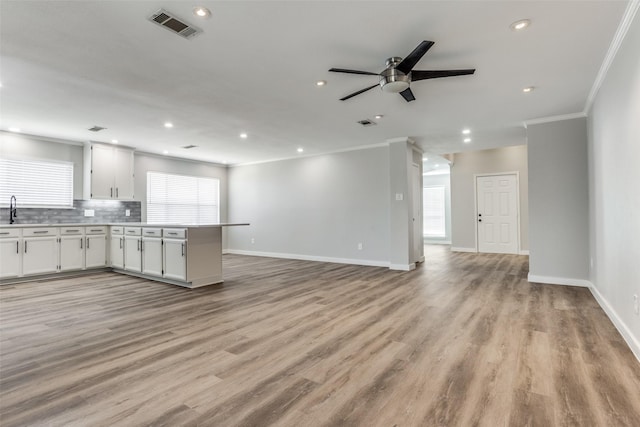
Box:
[110,236,124,269]
[86,235,107,269]
[142,237,163,276]
[23,237,58,276]
[476,174,519,254]
[412,164,423,262]
[60,236,84,271]
[163,239,186,281]
[124,236,142,272]
[0,239,21,278]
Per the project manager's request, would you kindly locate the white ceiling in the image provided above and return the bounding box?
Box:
[0,1,627,165]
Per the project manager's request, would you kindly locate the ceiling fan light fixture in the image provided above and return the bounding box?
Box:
[316,80,326,86]
[523,86,535,93]
[510,19,531,31]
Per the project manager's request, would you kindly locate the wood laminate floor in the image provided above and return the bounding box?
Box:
[1,245,639,426]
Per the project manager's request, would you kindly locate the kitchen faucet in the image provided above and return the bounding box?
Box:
[9,195,17,224]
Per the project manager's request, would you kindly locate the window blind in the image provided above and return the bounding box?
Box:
[0,158,73,207]
[423,186,446,237]
[147,171,219,224]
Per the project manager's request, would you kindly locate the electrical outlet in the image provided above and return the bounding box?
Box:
[125,209,130,217]
[357,243,363,250]
[84,209,95,217]
[251,238,255,244]
[634,294,639,315]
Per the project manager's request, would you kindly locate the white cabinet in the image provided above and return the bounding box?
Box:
[110,227,124,269]
[0,229,21,279]
[23,228,59,276]
[124,227,142,272]
[163,228,187,281]
[84,143,135,200]
[85,226,107,269]
[60,236,84,271]
[142,228,163,276]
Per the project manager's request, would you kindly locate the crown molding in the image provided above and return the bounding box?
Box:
[523,112,587,128]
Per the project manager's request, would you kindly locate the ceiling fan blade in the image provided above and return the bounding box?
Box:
[329,68,379,76]
[411,69,476,81]
[396,41,435,74]
[399,88,416,102]
[340,84,379,101]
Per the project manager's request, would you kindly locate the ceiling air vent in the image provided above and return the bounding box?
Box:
[181,145,198,149]
[149,9,202,39]
[88,126,107,132]
[357,119,377,127]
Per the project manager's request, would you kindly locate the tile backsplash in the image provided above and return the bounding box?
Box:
[0,200,141,224]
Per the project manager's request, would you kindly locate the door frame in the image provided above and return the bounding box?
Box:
[473,172,521,254]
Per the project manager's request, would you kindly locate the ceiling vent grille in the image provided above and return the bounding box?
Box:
[357,119,377,127]
[88,126,107,132]
[181,144,198,149]
[149,9,202,39]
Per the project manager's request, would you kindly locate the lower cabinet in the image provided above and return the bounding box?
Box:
[0,237,21,279]
[60,235,84,271]
[163,238,186,281]
[110,235,124,269]
[124,235,142,273]
[23,236,58,276]
[142,237,163,276]
[86,234,107,269]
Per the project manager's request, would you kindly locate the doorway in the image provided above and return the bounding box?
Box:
[476,173,519,254]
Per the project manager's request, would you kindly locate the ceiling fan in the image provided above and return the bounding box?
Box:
[329,40,476,102]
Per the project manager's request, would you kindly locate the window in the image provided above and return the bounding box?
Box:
[0,157,73,208]
[423,186,446,237]
[147,171,219,224]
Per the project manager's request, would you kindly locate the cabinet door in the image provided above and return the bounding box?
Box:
[90,144,115,199]
[114,148,134,200]
[60,236,84,271]
[86,235,107,269]
[124,236,142,272]
[0,239,21,278]
[23,237,58,276]
[142,238,163,276]
[110,236,124,269]
[163,239,186,281]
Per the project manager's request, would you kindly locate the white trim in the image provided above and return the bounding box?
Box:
[584,0,640,113]
[451,247,477,253]
[225,249,390,268]
[474,172,520,255]
[389,263,416,271]
[589,285,640,363]
[527,274,591,288]
[424,240,452,245]
[523,112,587,128]
[519,250,529,256]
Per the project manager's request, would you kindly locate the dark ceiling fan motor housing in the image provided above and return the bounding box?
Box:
[329,40,476,102]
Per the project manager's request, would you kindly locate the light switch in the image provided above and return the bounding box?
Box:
[84,209,95,217]
[125,209,131,217]
[395,193,404,201]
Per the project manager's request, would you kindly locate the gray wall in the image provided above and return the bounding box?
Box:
[423,171,451,244]
[588,11,640,352]
[450,145,529,252]
[227,147,390,265]
[527,117,589,281]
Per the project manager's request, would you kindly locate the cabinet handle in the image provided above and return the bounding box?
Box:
[24,241,27,253]
[0,232,9,235]
[87,237,90,249]
[90,229,102,232]
[119,238,123,249]
[16,241,19,253]
[33,230,48,234]
[168,232,177,235]
[80,238,83,249]
[111,187,113,197]
[181,243,184,257]
[67,229,79,232]
[116,188,119,198]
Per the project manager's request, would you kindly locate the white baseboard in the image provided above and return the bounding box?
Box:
[527,274,591,287]
[225,249,390,268]
[389,263,416,271]
[519,250,530,255]
[589,285,640,363]
[451,247,477,253]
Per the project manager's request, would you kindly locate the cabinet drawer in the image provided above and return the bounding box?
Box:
[124,227,141,236]
[110,226,124,235]
[0,229,21,238]
[86,226,107,235]
[23,227,58,237]
[142,228,162,237]
[60,227,84,235]
[163,228,186,239]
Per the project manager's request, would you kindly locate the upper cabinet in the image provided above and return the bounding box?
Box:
[83,143,135,200]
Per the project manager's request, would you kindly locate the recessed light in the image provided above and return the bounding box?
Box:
[193,7,211,18]
[163,150,169,155]
[523,86,535,93]
[462,129,471,135]
[297,148,304,153]
[316,80,326,86]
[240,133,248,139]
[164,122,173,128]
[464,138,472,143]
[435,164,439,167]
[510,19,531,31]
[111,139,119,144]
[8,127,21,133]
[375,114,384,120]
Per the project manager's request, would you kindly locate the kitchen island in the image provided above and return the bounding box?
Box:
[0,223,249,288]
